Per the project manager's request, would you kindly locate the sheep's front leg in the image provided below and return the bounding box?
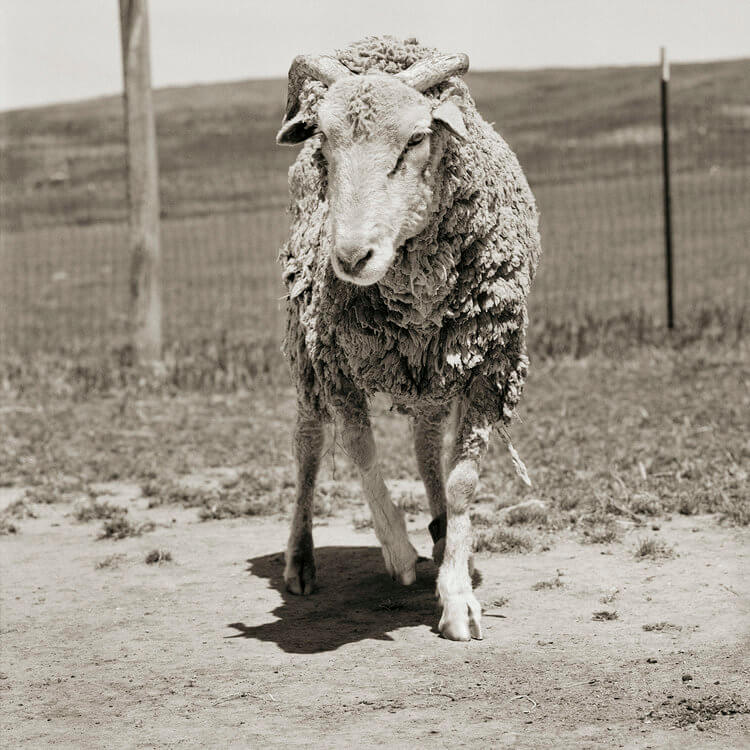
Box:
[414,405,450,565]
[284,408,325,595]
[339,409,418,585]
[437,396,492,641]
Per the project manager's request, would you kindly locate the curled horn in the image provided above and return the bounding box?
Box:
[395,53,470,92]
[283,54,354,121]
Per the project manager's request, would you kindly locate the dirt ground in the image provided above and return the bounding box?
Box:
[1,485,748,749]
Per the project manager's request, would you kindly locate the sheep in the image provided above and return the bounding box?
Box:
[276,36,541,641]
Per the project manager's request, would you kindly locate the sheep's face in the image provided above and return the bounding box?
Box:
[279,74,467,286]
[318,76,467,286]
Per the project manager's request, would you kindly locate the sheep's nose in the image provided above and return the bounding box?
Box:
[335,246,374,276]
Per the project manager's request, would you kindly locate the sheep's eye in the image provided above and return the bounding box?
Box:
[407,132,428,148]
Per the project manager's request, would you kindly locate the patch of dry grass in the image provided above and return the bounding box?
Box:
[74,499,125,522]
[95,553,126,569]
[531,570,565,590]
[145,549,173,564]
[634,536,675,560]
[98,516,156,540]
[505,503,549,527]
[2,499,38,519]
[1,343,747,545]
[197,491,281,520]
[0,517,18,535]
[642,621,682,632]
[581,522,619,544]
[474,528,533,554]
[592,610,619,621]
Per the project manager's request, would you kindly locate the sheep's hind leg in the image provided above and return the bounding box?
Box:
[437,389,493,641]
[339,407,418,585]
[414,405,450,565]
[284,407,325,595]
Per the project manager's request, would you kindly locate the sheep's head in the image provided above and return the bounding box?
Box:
[277,52,469,286]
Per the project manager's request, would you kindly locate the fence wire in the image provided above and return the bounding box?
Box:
[1,62,748,357]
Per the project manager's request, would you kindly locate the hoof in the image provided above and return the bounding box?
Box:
[382,542,419,586]
[284,555,316,596]
[438,593,483,641]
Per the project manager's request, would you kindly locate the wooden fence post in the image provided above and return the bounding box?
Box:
[119,0,162,362]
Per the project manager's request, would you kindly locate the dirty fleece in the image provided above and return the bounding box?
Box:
[279,37,541,433]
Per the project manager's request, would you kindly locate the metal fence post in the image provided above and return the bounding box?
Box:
[119,0,163,361]
[660,47,675,330]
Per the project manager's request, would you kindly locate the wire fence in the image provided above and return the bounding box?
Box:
[1,61,748,357]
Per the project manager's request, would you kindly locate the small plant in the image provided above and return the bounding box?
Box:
[531,569,565,590]
[629,493,662,517]
[470,509,498,528]
[96,553,126,569]
[485,596,509,608]
[142,478,222,509]
[145,549,172,564]
[23,485,61,505]
[592,610,618,621]
[642,621,682,632]
[474,528,532,554]
[581,522,618,544]
[558,495,580,511]
[2,499,37,519]
[677,497,698,516]
[98,516,155,540]
[0,517,18,535]
[74,500,125,522]
[198,491,279,520]
[634,536,675,560]
[506,504,548,527]
[719,499,749,527]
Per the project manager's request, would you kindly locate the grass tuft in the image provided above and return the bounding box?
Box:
[634,536,675,560]
[581,521,619,544]
[2,499,38,519]
[505,504,549,527]
[145,549,173,564]
[0,517,19,535]
[96,554,126,569]
[474,528,533,554]
[98,516,156,540]
[642,621,682,632]
[531,569,565,590]
[74,500,125,522]
[592,610,619,621]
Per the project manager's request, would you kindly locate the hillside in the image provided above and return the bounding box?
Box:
[1,57,748,353]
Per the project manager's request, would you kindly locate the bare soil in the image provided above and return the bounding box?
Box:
[2,492,748,748]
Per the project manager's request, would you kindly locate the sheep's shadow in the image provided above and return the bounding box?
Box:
[227,546,442,653]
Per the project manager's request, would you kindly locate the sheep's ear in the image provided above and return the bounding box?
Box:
[276,114,318,145]
[432,100,467,140]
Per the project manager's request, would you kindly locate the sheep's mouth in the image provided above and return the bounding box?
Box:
[331,244,395,286]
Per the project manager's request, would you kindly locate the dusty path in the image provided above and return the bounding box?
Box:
[2,500,748,748]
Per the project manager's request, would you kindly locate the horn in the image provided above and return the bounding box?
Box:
[395,53,469,92]
[283,54,354,120]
